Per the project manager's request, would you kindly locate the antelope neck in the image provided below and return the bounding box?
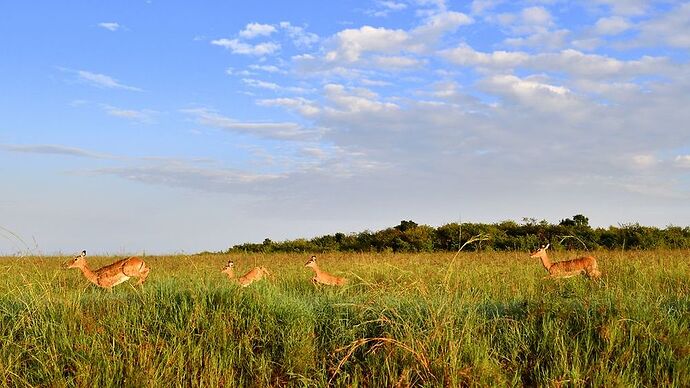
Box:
[77,263,99,285]
[539,252,553,270]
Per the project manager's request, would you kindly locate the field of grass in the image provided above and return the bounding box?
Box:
[0,250,689,387]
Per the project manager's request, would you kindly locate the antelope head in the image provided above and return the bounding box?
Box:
[530,243,550,258]
[221,260,234,275]
[304,255,317,268]
[67,250,87,269]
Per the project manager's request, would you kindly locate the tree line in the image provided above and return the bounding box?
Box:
[227,215,690,253]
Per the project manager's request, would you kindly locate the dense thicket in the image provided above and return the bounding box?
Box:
[228,215,690,253]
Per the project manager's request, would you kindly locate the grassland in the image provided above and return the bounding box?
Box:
[0,250,688,387]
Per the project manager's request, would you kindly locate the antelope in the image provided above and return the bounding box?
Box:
[221,261,270,287]
[305,255,347,286]
[530,244,601,279]
[67,250,150,290]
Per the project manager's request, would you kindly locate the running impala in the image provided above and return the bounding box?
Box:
[530,244,601,279]
[221,261,270,287]
[67,250,150,290]
[305,255,347,286]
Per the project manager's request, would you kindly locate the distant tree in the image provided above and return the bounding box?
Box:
[225,216,690,253]
[560,214,590,227]
[573,214,589,227]
[559,218,576,227]
[395,220,418,232]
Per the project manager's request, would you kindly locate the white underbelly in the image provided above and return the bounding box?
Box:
[112,275,131,286]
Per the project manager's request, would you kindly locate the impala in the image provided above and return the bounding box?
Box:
[67,250,150,290]
[305,255,347,286]
[530,244,601,279]
[221,261,270,287]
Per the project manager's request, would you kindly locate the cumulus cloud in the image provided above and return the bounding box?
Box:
[322,10,471,65]
[594,16,631,35]
[441,44,672,81]
[323,84,400,113]
[239,23,277,39]
[257,97,321,116]
[632,3,690,48]
[591,0,650,16]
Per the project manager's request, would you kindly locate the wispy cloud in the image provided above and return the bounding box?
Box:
[210,38,280,56]
[366,0,408,17]
[181,108,323,140]
[76,70,143,91]
[92,163,285,192]
[0,144,113,159]
[279,22,319,48]
[101,105,158,123]
[98,22,121,31]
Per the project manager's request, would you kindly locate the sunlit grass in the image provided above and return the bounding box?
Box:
[0,250,688,386]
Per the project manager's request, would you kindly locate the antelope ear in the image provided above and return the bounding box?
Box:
[544,243,550,249]
[81,250,87,257]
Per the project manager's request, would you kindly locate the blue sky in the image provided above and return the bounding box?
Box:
[2,0,690,254]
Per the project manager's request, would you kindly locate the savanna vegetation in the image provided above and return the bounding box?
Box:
[1,249,688,386]
[229,215,690,254]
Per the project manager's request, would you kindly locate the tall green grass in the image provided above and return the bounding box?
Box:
[0,250,688,386]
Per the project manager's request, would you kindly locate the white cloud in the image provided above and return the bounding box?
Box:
[366,0,408,17]
[279,22,320,48]
[257,97,321,116]
[182,108,321,140]
[323,84,400,113]
[676,155,690,168]
[632,3,690,48]
[594,16,631,35]
[632,154,657,168]
[373,55,425,69]
[242,78,280,90]
[521,6,552,27]
[441,44,671,80]
[76,70,142,91]
[440,43,529,68]
[410,11,473,40]
[239,23,277,39]
[0,144,112,159]
[470,0,503,15]
[211,38,280,56]
[320,10,471,66]
[494,6,553,34]
[102,105,157,123]
[591,0,649,16]
[241,78,314,94]
[98,22,120,31]
[482,74,571,97]
[94,162,285,192]
[327,26,411,62]
[504,29,569,49]
[248,64,285,73]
